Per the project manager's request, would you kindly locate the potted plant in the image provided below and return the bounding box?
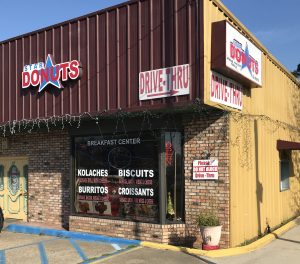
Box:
[166,192,175,221]
[197,210,222,249]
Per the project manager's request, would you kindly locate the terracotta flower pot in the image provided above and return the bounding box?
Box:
[200,225,222,246]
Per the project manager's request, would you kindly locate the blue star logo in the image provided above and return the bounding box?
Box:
[241,43,253,76]
[38,55,63,92]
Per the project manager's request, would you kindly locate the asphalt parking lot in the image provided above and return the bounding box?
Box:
[3,220,300,264]
[5,223,300,264]
[0,230,135,264]
[0,224,205,264]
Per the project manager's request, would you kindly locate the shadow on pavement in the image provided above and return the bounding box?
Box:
[276,237,300,244]
[272,231,300,245]
[180,248,216,264]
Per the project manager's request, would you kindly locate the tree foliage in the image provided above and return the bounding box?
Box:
[292,64,300,79]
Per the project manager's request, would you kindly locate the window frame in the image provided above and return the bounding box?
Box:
[71,129,185,225]
[279,150,291,192]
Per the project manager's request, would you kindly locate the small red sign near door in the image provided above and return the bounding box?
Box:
[193,160,218,180]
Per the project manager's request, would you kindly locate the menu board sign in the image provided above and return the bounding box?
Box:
[74,133,159,223]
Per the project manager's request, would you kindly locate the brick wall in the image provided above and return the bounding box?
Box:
[0,111,230,248]
[183,112,230,248]
[0,130,70,228]
[70,112,230,248]
[70,216,186,244]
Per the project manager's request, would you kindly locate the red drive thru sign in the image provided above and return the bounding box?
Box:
[193,160,218,180]
[139,64,190,100]
[210,71,243,110]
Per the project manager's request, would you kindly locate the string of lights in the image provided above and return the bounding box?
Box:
[0,101,298,170]
[0,111,106,137]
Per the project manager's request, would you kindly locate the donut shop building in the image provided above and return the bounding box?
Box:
[0,0,299,249]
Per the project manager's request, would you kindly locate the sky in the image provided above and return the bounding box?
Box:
[0,0,124,39]
[0,0,298,71]
[221,0,299,71]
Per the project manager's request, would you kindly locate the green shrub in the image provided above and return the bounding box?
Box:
[197,211,220,227]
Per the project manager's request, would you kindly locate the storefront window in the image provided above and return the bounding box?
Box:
[164,132,184,222]
[74,133,159,223]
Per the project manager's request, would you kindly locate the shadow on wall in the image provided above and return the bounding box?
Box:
[290,80,300,216]
[61,169,71,230]
[29,131,71,230]
[184,109,230,248]
[254,119,264,237]
[290,151,300,215]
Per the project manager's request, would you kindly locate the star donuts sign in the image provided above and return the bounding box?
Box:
[22,55,81,92]
[225,22,262,86]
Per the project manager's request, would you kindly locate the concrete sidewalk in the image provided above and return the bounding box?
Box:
[203,220,300,264]
[97,220,300,264]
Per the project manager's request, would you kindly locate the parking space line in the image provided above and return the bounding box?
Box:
[1,237,60,252]
[0,250,5,264]
[4,226,141,263]
[111,244,122,251]
[38,242,48,264]
[6,224,141,246]
[69,239,88,261]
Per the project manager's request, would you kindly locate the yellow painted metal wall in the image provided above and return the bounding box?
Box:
[202,0,300,246]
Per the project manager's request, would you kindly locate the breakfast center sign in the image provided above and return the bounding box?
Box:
[22,54,81,92]
[226,22,262,86]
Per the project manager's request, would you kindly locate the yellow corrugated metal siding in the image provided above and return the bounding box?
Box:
[203,0,300,247]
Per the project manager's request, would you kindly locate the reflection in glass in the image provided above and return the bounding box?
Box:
[164,132,183,222]
[74,132,159,223]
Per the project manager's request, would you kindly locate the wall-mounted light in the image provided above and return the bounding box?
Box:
[201,150,211,159]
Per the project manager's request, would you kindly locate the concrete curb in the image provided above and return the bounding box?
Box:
[5,224,141,246]
[141,216,300,258]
